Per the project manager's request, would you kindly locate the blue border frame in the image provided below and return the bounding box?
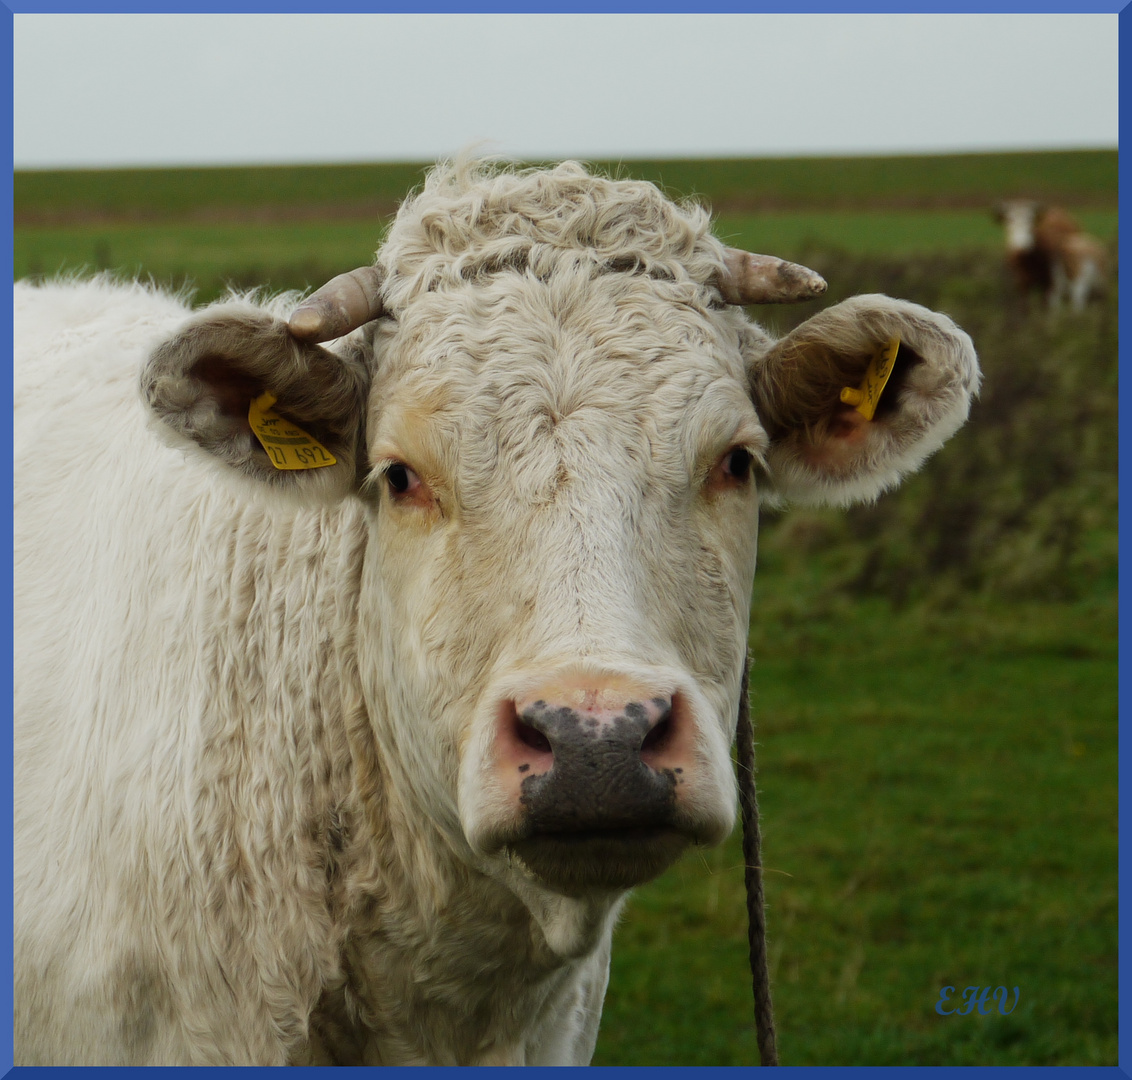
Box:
[1117,3,1128,1078]
[2,1,13,1074]
[5,5,1125,1076]
[1,2,1128,12]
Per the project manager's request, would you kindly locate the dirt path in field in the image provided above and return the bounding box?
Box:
[14,199,404,228]
[16,191,1118,229]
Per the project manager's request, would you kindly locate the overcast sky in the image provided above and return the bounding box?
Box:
[13,13,1119,169]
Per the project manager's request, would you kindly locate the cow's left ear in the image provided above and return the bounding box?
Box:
[745,295,981,507]
[142,303,372,495]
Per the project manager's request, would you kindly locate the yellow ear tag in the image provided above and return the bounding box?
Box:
[839,337,901,421]
[248,391,337,470]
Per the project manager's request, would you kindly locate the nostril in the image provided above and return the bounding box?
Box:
[640,709,674,759]
[494,699,554,784]
[516,720,552,755]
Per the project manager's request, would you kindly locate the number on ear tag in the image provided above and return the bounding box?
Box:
[248,391,337,470]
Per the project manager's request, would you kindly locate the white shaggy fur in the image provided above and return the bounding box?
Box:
[14,162,979,1066]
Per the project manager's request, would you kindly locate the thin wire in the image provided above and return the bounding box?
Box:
[736,655,778,1066]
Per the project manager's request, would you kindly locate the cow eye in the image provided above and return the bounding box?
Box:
[385,462,420,497]
[724,447,752,481]
[707,445,754,492]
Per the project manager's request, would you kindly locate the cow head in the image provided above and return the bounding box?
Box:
[994,198,1044,253]
[143,161,979,947]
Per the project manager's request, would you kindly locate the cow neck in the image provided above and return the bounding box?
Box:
[189,491,368,912]
[329,760,606,1064]
[333,690,622,1064]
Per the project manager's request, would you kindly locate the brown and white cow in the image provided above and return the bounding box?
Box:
[14,160,979,1065]
[994,198,1107,312]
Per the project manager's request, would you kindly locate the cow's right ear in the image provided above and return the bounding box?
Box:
[142,304,371,494]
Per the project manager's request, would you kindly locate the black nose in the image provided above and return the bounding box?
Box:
[516,700,678,835]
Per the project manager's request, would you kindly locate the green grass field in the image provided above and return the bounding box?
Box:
[14,210,1119,303]
[14,148,1118,304]
[13,148,1117,220]
[14,150,1117,1066]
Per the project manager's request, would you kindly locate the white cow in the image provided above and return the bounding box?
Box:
[14,160,980,1065]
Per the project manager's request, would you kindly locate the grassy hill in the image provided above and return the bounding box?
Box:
[14,148,1117,223]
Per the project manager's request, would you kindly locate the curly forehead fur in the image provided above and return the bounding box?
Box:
[370,262,765,508]
[376,159,730,314]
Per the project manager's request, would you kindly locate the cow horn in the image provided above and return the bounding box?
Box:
[288,266,386,342]
[717,247,827,305]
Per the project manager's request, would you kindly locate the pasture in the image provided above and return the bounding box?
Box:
[13,149,1117,1066]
